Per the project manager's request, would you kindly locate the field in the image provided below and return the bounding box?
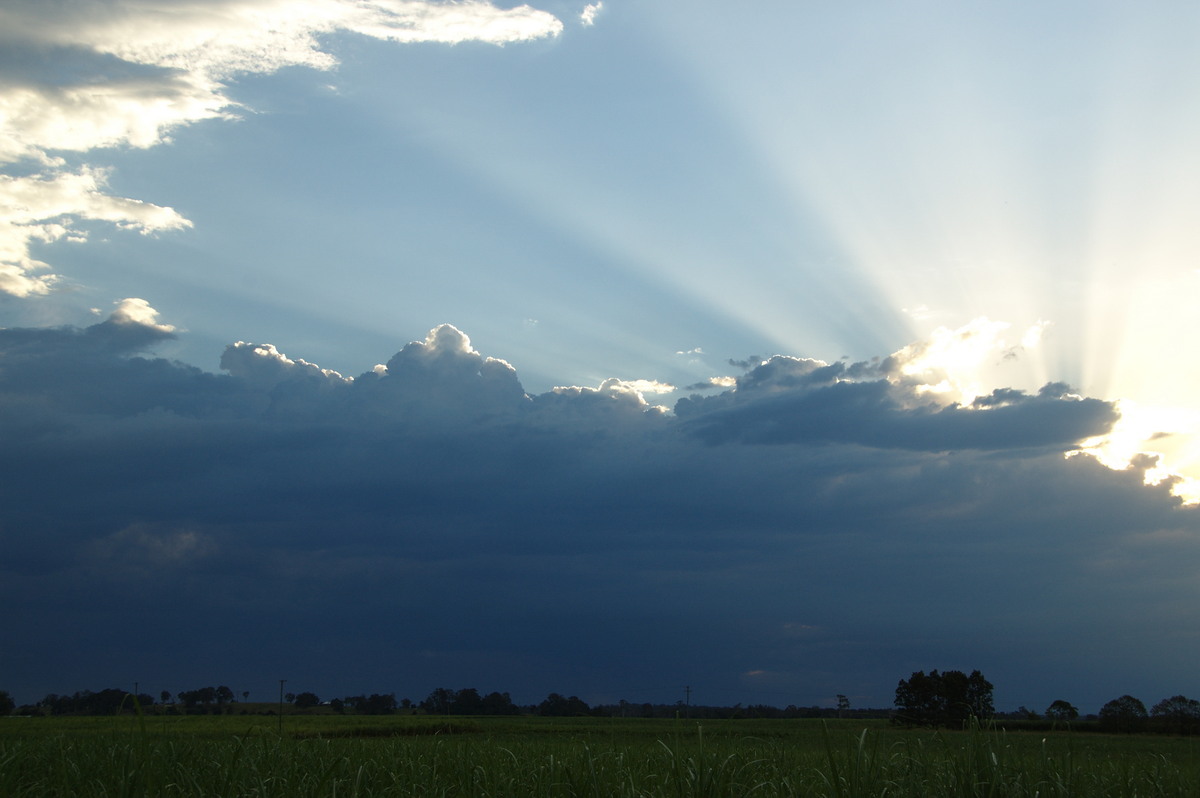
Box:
[3,714,1200,797]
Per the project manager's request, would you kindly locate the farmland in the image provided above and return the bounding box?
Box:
[3,714,1200,796]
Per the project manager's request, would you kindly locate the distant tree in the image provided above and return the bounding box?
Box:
[179,686,218,712]
[894,670,993,726]
[1045,700,1079,722]
[1015,706,1039,720]
[362,693,397,715]
[538,693,590,717]
[1150,695,1200,735]
[0,690,14,716]
[481,691,519,715]
[836,694,850,717]
[161,691,172,705]
[39,688,131,715]
[329,698,345,713]
[420,688,455,715]
[293,692,320,710]
[1099,695,1148,733]
[451,688,483,715]
[285,692,296,704]
[242,691,250,703]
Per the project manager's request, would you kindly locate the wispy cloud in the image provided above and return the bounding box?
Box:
[0,0,563,295]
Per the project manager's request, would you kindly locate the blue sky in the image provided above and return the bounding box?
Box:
[3,0,1200,713]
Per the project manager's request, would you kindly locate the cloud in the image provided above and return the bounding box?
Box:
[580,2,603,26]
[106,297,177,332]
[0,0,563,295]
[0,169,192,296]
[676,360,1118,451]
[1,313,1196,711]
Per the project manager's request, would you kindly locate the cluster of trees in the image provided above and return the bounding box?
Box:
[893,670,995,726]
[27,689,155,716]
[416,688,522,715]
[175,686,239,711]
[1097,694,1200,735]
[891,670,1200,736]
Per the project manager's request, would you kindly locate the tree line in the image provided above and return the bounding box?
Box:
[892,669,1200,735]
[6,673,1200,735]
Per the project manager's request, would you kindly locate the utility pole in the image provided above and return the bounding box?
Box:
[684,685,691,719]
[278,679,287,734]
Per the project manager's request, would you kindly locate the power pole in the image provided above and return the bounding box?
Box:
[684,685,691,719]
[278,679,287,734]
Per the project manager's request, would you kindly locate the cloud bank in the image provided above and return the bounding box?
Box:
[3,306,1197,711]
[0,0,563,295]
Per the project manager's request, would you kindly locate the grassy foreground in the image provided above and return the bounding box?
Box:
[3,714,1199,797]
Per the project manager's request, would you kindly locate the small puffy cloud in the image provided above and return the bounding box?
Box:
[349,324,530,424]
[0,0,563,295]
[108,298,176,332]
[532,377,674,424]
[580,2,603,26]
[221,341,347,390]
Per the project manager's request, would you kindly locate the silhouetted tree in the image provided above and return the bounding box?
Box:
[0,690,14,716]
[1150,695,1200,735]
[451,688,482,715]
[39,688,131,715]
[179,686,218,712]
[836,694,850,718]
[420,688,455,715]
[293,692,321,710]
[1099,695,1148,733]
[160,691,172,705]
[481,691,519,715]
[538,693,590,716]
[1045,700,1078,721]
[894,669,993,726]
[362,693,397,715]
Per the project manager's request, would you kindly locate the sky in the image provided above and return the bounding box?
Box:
[2,0,1200,715]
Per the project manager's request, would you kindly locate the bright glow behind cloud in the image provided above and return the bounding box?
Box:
[641,2,1200,498]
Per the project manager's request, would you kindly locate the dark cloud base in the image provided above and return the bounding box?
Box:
[2,314,1196,712]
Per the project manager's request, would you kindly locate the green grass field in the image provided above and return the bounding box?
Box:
[3,714,1199,796]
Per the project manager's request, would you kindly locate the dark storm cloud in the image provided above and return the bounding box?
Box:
[676,355,1118,450]
[1,311,1197,712]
